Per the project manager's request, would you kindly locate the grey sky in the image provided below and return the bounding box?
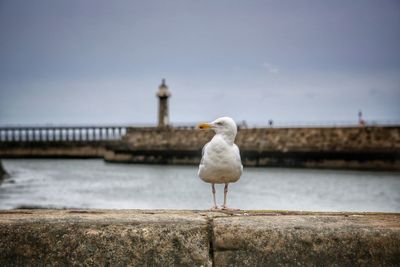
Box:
[0,0,399,126]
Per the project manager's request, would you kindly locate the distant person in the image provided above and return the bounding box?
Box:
[358,111,366,127]
[268,120,274,128]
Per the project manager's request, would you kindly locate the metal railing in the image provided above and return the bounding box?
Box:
[0,126,127,142]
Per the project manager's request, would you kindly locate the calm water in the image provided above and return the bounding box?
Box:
[1,159,400,212]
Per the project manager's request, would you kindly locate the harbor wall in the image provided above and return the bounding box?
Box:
[106,126,400,170]
[0,141,110,158]
[124,126,399,151]
[1,126,399,170]
[1,210,399,266]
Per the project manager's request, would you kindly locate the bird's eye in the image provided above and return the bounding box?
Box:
[216,121,223,126]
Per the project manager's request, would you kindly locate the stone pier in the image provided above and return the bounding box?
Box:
[1,126,399,170]
[1,210,399,266]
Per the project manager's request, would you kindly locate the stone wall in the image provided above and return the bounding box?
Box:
[122,126,400,151]
[1,126,399,170]
[1,210,399,266]
[0,141,111,158]
[105,126,400,170]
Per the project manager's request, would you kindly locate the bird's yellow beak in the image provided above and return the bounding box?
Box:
[197,122,212,129]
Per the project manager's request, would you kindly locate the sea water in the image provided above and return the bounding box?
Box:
[1,159,399,211]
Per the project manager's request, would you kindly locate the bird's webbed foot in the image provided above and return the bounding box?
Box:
[210,206,220,211]
[221,205,240,211]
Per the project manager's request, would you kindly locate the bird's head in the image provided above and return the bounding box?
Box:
[197,117,238,138]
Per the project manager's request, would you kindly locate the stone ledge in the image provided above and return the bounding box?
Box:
[1,210,399,266]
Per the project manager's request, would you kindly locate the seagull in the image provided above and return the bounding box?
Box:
[197,117,243,210]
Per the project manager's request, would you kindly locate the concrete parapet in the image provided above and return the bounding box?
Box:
[1,210,399,266]
[0,210,212,266]
[213,212,400,266]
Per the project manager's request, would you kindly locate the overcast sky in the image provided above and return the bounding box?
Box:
[0,0,399,126]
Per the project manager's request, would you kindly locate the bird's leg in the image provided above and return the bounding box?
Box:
[211,183,218,210]
[222,183,229,209]
[222,183,239,210]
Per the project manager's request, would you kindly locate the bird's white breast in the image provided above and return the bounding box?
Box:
[198,135,243,184]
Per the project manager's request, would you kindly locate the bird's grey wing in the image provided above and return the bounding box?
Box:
[233,144,244,172]
[200,142,210,165]
[233,144,242,161]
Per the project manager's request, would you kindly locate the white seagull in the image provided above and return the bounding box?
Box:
[197,117,243,210]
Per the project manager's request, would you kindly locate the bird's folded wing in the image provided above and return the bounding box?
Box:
[200,142,210,165]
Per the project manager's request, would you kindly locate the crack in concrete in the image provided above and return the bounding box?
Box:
[206,216,215,267]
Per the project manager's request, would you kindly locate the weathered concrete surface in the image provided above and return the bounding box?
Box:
[213,212,400,266]
[1,210,400,266]
[0,210,214,266]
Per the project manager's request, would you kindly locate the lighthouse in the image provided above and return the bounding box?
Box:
[156,79,171,127]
